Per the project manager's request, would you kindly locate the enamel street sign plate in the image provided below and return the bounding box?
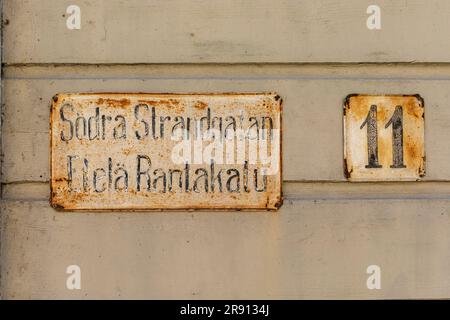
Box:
[50,93,282,210]
[344,94,425,181]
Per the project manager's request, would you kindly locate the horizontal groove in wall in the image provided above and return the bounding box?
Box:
[6,63,450,80]
[3,181,450,202]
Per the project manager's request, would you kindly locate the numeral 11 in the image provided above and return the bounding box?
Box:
[360,105,406,168]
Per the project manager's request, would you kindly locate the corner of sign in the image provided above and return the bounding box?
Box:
[343,158,353,180]
[344,93,358,106]
[272,195,284,211]
[52,94,60,104]
[413,94,425,108]
[419,156,426,178]
[271,92,283,105]
[343,94,359,116]
[50,197,66,211]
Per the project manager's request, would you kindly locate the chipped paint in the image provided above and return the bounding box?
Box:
[50,93,282,211]
[344,94,425,181]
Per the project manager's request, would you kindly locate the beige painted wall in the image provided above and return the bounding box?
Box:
[4,0,450,63]
[1,1,450,299]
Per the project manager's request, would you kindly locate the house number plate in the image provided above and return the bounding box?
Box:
[344,94,425,181]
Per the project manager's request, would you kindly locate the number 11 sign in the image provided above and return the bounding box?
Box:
[344,94,425,181]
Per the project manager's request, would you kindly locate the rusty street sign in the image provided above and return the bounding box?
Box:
[50,93,282,210]
[344,94,425,181]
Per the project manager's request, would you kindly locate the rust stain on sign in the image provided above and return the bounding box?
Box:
[344,94,425,181]
[50,93,282,211]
